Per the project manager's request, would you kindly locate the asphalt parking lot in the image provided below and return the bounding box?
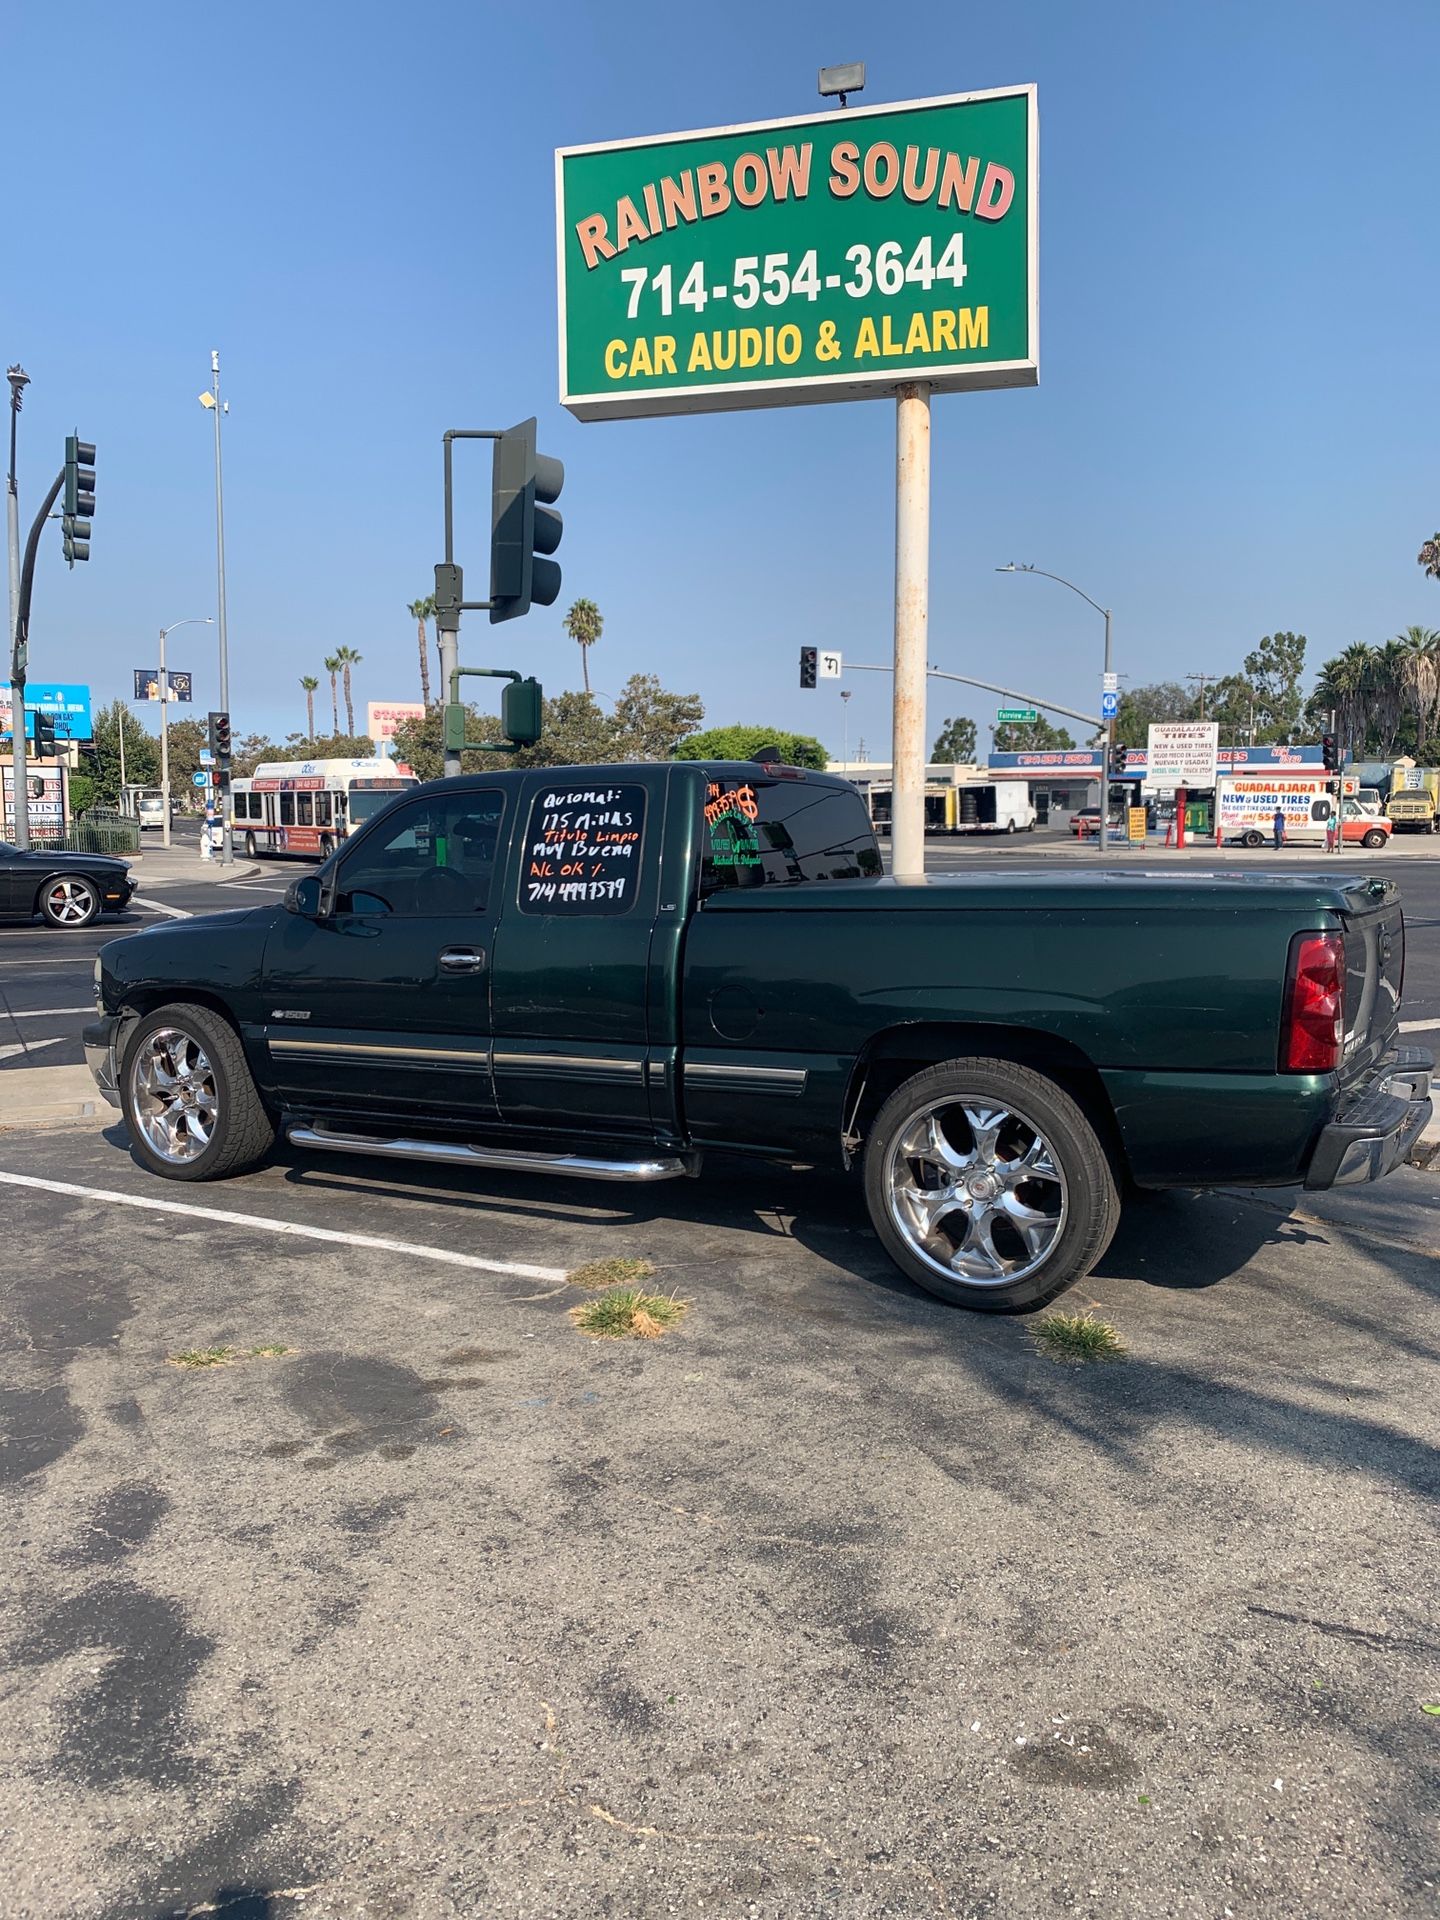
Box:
[2,1109,1437,1918]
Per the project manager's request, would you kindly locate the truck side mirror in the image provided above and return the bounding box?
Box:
[285,874,325,918]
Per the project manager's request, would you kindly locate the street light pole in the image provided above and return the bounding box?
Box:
[7,367,30,847]
[202,351,233,866]
[998,563,1114,851]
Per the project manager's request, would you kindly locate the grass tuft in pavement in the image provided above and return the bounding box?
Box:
[1031,1311,1125,1365]
[567,1256,656,1291]
[570,1288,688,1340]
[168,1343,293,1370]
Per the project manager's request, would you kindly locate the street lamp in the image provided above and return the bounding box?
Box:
[997,562,1115,850]
[199,352,232,864]
[156,617,213,848]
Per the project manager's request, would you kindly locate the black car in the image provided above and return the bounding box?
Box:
[0,841,136,928]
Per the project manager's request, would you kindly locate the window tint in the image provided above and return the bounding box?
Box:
[279,793,295,826]
[702,774,880,891]
[335,791,505,916]
[315,792,332,826]
[297,793,313,826]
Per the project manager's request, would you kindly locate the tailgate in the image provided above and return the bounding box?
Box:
[1338,878,1405,1086]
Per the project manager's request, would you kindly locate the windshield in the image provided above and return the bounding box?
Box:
[348,787,410,826]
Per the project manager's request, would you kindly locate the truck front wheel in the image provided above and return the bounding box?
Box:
[121,1003,276,1182]
[862,1058,1121,1312]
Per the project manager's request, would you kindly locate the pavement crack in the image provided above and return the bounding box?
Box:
[1246,1602,1440,1655]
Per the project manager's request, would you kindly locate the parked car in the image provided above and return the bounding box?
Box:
[1069,806,1124,836]
[86,760,1431,1315]
[0,842,136,928]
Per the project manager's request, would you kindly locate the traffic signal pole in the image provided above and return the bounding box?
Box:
[1099,606,1113,855]
[9,466,66,849]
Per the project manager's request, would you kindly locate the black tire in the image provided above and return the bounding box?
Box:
[862,1056,1121,1312]
[1242,830,1265,849]
[121,1002,276,1183]
[38,874,100,929]
[244,831,258,859]
[1362,829,1388,849]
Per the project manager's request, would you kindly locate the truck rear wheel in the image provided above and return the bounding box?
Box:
[862,1058,1120,1312]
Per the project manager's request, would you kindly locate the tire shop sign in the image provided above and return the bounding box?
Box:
[556,86,1037,419]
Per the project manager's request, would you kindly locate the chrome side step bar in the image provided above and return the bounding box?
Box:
[287,1122,693,1183]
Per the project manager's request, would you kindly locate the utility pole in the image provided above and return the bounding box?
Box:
[890,381,931,882]
[1186,671,1217,719]
[840,687,852,768]
[158,627,172,848]
[201,352,233,865]
[6,367,29,847]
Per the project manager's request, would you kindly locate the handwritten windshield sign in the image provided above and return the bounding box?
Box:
[521,784,646,915]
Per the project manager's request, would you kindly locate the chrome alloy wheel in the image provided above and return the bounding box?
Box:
[130,1028,219,1164]
[884,1098,1068,1287]
[44,878,97,925]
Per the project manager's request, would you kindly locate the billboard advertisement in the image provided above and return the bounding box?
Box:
[133,669,194,703]
[367,701,425,742]
[0,683,94,742]
[557,86,1037,419]
[3,762,66,841]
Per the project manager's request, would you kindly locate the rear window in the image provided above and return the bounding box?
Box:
[702,773,880,890]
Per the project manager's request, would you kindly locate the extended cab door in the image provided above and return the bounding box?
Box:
[258,787,509,1122]
[487,768,686,1144]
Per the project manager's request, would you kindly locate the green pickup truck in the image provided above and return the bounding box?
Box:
[85,759,1432,1312]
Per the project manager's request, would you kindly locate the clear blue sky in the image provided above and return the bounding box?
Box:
[7,0,1438,761]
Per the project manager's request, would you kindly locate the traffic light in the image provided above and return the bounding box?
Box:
[1321,733,1340,773]
[489,417,563,624]
[208,710,232,761]
[799,646,818,689]
[62,434,96,567]
[32,711,56,757]
[1108,740,1128,780]
[501,677,543,748]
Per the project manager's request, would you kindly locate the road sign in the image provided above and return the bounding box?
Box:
[1146,721,1219,790]
[1100,691,1120,719]
[192,770,210,788]
[1102,672,1119,693]
[996,707,1038,723]
[818,650,842,680]
[556,87,1037,420]
[199,748,214,766]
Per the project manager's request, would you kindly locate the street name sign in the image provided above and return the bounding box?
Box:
[1146,721,1220,790]
[997,707,1038,722]
[556,87,1037,419]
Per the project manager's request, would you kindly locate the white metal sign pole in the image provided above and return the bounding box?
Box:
[890,381,931,882]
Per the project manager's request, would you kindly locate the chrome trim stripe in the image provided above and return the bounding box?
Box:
[684,1063,808,1093]
[269,1038,488,1066]
[491,1052,643,1076]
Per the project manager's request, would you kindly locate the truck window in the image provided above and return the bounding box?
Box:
[702,774,881,890]
[518,783,646,915]
[335,791,506,916]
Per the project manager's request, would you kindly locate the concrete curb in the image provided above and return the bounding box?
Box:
[0,1064,111,1130]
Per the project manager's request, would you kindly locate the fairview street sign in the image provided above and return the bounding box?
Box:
[556,87,1037,420]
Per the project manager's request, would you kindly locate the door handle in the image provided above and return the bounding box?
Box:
[439,947,486,973]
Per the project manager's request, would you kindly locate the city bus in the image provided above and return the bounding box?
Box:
[229,758,419,859]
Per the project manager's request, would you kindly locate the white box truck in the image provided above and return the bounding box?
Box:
[1216,774,1391,849]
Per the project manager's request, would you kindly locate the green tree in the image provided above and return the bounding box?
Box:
[611,673,704,759]
[279,732,377,761]
[164,718,210,789]
[991,716,1075,754]
[562,598,603,695]
[233,733,278,779]
[930,715,977,763]
[408,596,436,708]
[674,724,828,770]
[1108,682,1194,750]
[334,645,362,736]
[1396,626,1440,758]
[323,654,341,734]
[1417,534,1440,582]
[299,675,319,744]
[83,702,159,808]
[68,771,97,815]
[1243,631,1307,740]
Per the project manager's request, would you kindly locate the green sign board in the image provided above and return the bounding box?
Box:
[997,707,1039,722]
[556,87,1036,420]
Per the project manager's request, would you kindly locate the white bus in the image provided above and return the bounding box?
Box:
[230,758,419,860]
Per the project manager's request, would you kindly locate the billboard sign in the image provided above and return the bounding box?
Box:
[556,86,1037,420]
[367,701,425,742]
[3,762,66,840]
[0,682,94,743]
[134,669,193,703]
[1146,722,1220,790]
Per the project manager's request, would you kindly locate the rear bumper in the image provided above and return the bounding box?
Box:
[82,1014,122,1110]
[1304,1046,1433,1189]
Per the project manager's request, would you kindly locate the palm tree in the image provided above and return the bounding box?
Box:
[334,645,362,736]
[1418,535,1440,582]
[1396,626,1440,757]
[300,675,319,745]
[408,596,435,707]
[323,654,341,735]
[562,598,603,695]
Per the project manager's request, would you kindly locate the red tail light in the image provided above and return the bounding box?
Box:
[1282,931,1345,1072]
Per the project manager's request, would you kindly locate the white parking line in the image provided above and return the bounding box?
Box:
[1399,1018,1440,1033]
[8,1006,94,1017]
[0,1169,568,1281]
[0,1036,65,1060]
[132,897,192,920]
